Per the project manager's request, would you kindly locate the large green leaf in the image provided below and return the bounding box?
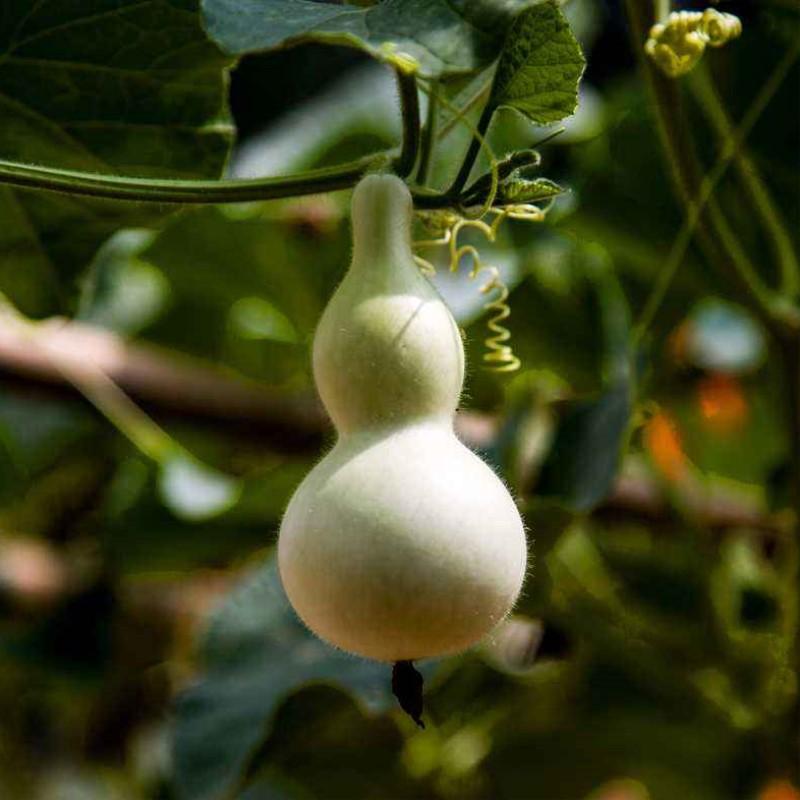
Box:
[201,0,532,78]
[0,0,234,314]
[488,0,585,124]
[172,558,398,800]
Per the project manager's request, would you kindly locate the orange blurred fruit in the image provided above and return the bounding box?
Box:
[697,372,747,433]
[759,779,800,800]
[643,410,687,482]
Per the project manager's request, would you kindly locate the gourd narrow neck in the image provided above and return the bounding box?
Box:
[350,174,414,272]
[312,172,465,436]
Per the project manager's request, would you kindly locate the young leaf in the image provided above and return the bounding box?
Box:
[489,0,585,125]
[471,174,564,207]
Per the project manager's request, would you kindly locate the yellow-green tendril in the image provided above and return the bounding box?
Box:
[411,80,551,372]
[645,9,742,78]
[414,205,546,372]
[480,262,520,373]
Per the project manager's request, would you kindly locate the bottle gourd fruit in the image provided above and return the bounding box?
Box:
[278,174,528,663]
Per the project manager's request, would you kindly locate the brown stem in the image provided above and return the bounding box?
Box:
[0,316,505,455]
[0,311,326,448]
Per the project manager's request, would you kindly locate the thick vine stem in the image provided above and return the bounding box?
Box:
[0,153,530,219]
[0,59,527,214]
[0,153,383,205]
[0,67,421,205]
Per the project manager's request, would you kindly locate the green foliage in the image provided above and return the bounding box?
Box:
[202,0,531,78]
[536,381,631,512]
[173,560,405,799]
[0,1,798,799]
[537,257,633,511]
[488,0,585,124]
[0,0,233,313]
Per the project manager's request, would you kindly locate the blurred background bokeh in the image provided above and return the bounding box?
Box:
[0,0,798,798]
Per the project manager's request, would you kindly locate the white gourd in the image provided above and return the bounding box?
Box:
[278,173,528,663]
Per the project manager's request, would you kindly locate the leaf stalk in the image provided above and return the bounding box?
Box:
[416,80,438,184]
[448,102,495,196]
[395,68,422,179]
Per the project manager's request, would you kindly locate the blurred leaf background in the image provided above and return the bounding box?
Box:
[0,0,798,798]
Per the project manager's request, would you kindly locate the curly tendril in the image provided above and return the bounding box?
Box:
[645,9,742,78]
[414,205,546,372]
[410,80,553,372]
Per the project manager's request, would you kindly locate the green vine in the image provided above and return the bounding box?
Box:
[633,40,800,342]
[689,66,800,299]
[627,0,800,775]
[625,0,799,338]
[0,152,383,206]
[447,102,495,196]
[0,66,430,208]
[0,65,516,214]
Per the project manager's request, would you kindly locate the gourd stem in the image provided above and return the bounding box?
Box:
[392,660,425,729]
[395,68,422,179]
